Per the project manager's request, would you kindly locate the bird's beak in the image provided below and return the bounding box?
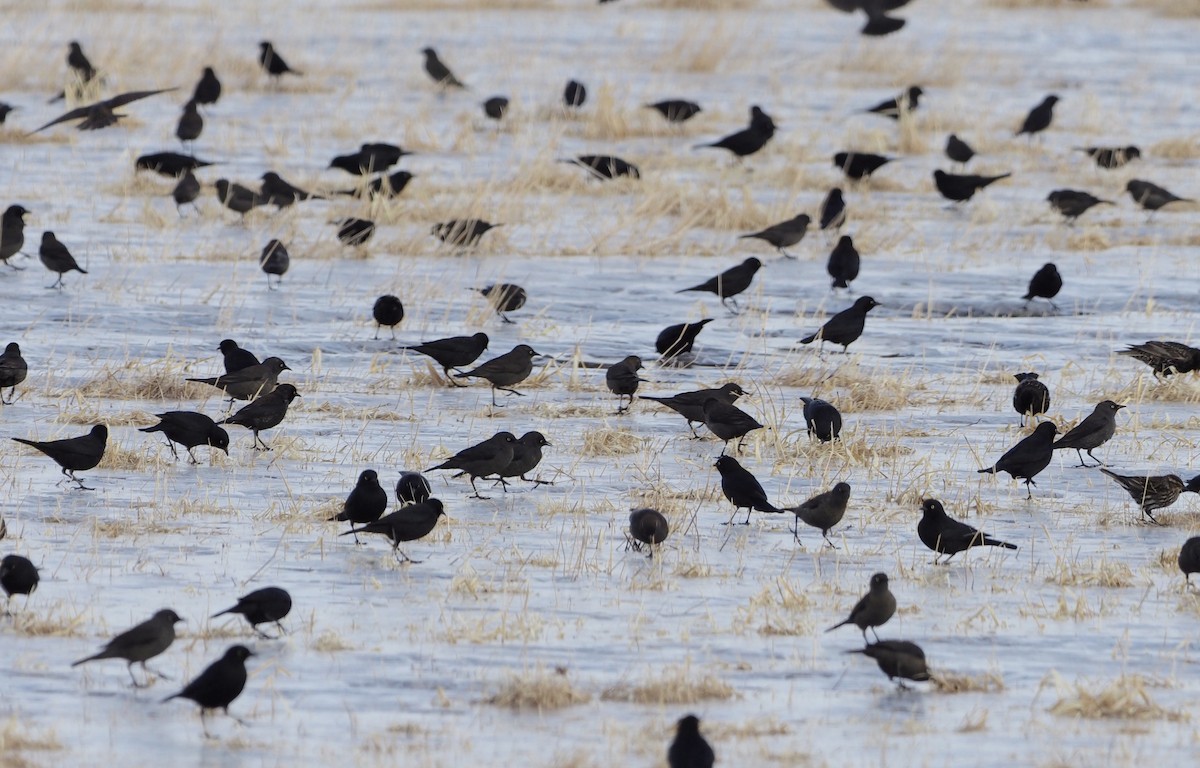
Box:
[1116,404,1126,409]
[282,364,291,371]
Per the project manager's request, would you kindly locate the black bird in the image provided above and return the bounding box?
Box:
[785,482,851,545]
[819,189,846,232]
[849,641,930,688]
[478,283,526,323]
[483,96,509,120]
[188,356,289,401]
[163,645,253,736]
[1119,341,1200,378]
[1,204,29,269]
[677,257,762,312]
[342,499,446,562]
[334,217,376,246]
[800,296,880,352]
[606,355,644,414]
[703,398,763,454]
[628,508,669,554]
[1052,400,1123,467]
[428,432,518,498]
[1016,95,1059,137]
[329,469,388,543]
[933,170,1011,203]
[373,295,405,339]
[823,0,912,35]
[433,219,500,247]
[31,88,175,133]
[258,239,289,289]
[221,383,300,450]
[834,152,892,180]
[1,554,39,609]
[563,79,586,108]
[401,333,489,383]
[12,424,107,490]
[340,171,414,199]
[827,572,895,641]
[0,342,28,404]
[1012,372,1050,427]
[192,67,221,106]
[64,40,98,91]
[0,102,15,125]
[498,431,552,488]
[421,48,465,89]
[396,471,433,505]
[866,85,922,119]
[260,172,322,208]
[212,587,292,638]
[668,714,715,768]
[563,155,640,181]
[218,340,260,375]
[72,609,182,687]
[1179,537,1200,586]
[259,41,301,79]
[1047,189,1112,222]
[945,134,975,165]
[1127,179,1192,213]
[714,454,782,525]
[1023,263,1062,308]
[918,498,1017,563]
[171,171,201,215]
[740,214,810,257]
[801,397,842,442]
[645,99,702,123]
[656,318,713,360]
[140,411,230,463]
[38,231,87,289]
[827,236,860,290]
[977,421,1058,498]
[136,152,214,178]
[214,179,266,218]
[1079,145,1140,170]
[328,143,409,175]
[453,345,539,407]
[176,100,202,146]
[694,105,776,158]
[1100,469,1200,525]
[641,382,746,438]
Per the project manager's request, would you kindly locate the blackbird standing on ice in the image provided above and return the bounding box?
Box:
[188,357,289,401]
[1179,537,1200,586]
[933,170,1011,203]
[176,100,202,147]
[849,640,930,688]
[641,382,746,437]
[428,432,517,498]
[827,236,860,290]
[800,296,879,352]
[1047,190,1111,222]
[478,283,526,323]
[1,204,29,269]
[140,411,230,463]
[834,152,892,180]
[628,508,669,554]
[563,79,587,108]
[1053,400,1123,467]
[0,342,28,404]
[192,67,221,106]
[453,345,539,406]
[1079,145,1140,169]
[1023,263,1062,308]
[258,239,289,289]
[703,398,763,454]
[785,482,851,545]
[218,340,259,374]
[72,609,182,687]
[401,333,489,383]
[329,470,389,543]
[606,355,644,414]
[172,171,201,215]
[497,431,552,488]
[945,134,975,165]
[1100,469,1200,524]
[694,105,776,158]
[740,214,810,257]
[801,397,842,442]
[656,318,713,360]
[1016,95,1059,137]
[1012,372,1050,426]
[259,41,301,79]
[646,99,702,123]
[342,499,446,562]
[434,219,501,247]
[714,455,782,525]
[827,572,895,641]
[1,555,39,609]
[329,143,409,175]
[212,587,292,638]
[918,498,1017,563]
[334,217,376,246]
[677,257,762,313]
[422,48,465,88]
[865,86,922,119]
[668,714,715,768]
[1119,341,1200,378]
[977,421,1058,498]
[221,383,300,450]
[1127,179,1192,213]
[819,189,846,231]
[38,232,87,289]
[12,424,107,490]
[372,295,404,339]
[162,645,253,735]
[397,471,433,505]
[483,96,509,120]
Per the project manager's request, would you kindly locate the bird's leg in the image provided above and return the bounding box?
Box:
[489,387,501,408]
[500,313,515,324]
[2,386,13,404]
[722,508,740,526]
[392,545,419,564]
[778,247,795,259]
[254,626,278,641]
[446,369,469,388]
[1074,449,1092,468]
[791,518,801,542]
[163,439,179,460]
[499,387,525,398]
[1143,510,1162,526]
[1025,482,1033,500]
[127,662,147,688]
[274,620,287,636]
[253,432,271,451]
[742,508,753,526]
[145,662,172,681]
[1087,449,1104,466]
[200,710,214,739]
[870,627,881,643]
[521,474,553,486]
[736,437,747,454]
[823,532,838,549]
[186,447,200,464]
[66,469,94,491]
[896,680,912,692]
[468,476,491,500]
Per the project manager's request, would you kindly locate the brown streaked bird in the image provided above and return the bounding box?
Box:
[827,572,895,641]
[433,219,500,247]
[1078,145,1140,169]
[1119,341,1200,378]
[31,88,175,133]
[220,383,301,451]
[72,609,183,688]
[453,345,540,407]
[162,645,253,737]
[627,508,669,555]
[1099,469,1200,525]
[12,424,107,490]
[848,640,930,688]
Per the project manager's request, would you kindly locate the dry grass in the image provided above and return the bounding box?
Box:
[0,718,62,754]
[10,604,88,638]
[1046,557,1137,588]
[580,428,644,457]
[1141,0,1200,18]
[932,671,1006,694]
[485,668,591,710]
[1045,673,1187,721]
[62,362,212,402]
[1150,135,1200,158]
[601,665,737,704]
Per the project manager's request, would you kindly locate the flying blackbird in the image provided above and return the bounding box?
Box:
[1047,189,1111,222]
[801,397,843,442]
[478,283,526,323]
[483,96,509,120]
[849,640,930,688]
[641,382,746,437]
[212,587,292,638]
[1078,145,1140,169]
[785,482,851,545]
[72,609,182,687]
[694,105,776,158]
[397,471,433,505]
[428,432,518,498]
[1012,372,1050,427]
[454,345,539,406]
[259,239,289,289]
[342,499,446,562]
[606,355,644,413]
[714,454,781,525]
[823,0,911,35]
[192,67,221,106]
[740,214,810,257]
[656,318,713,360]
[1127,179,1192,213]
[31,88,174,133]
[977,421,1058,498]
[172,171,201,215]
[562,155,640,180]
[933,170,1011,203]
[335,217,376,246]
[12,424,107,490]
[819,189,845,231]
[373,295,404,339]
[329,143,409,175]
[340,171,415,199]
[38,232,87,289]
[563,79,587,108]
[0,103,15,125]
[1,554,39,608]
[1100,469,1200,525]
[1119,341,1200,378]
[834,152,892,180]
[329,469,388,543]
[219,339,260,374]
[678,257,762,312]
[628,508,669,554]
[140,411,230,463]
[188,357,289,401]
[422,48,465,88]
[827,572,895,641]
[866,85,922,119]
[668,714,715,768]
[703,398,762,454]
[1023,263,1062,308]
[433,219,500,247]
[260,172,322,208]
[945,134,975,165]
[214,179,266,218]
[1016,95,1059,137]
[259,41,301,79]
[498,431,552,488]
[800,296,879,352]
[0,342,28,404]
[136,152,214,177]
[163,645,253,735]
[1,204,29,269]
[401,333,489,383]
[221,383,300,450]
[1052,400,1123,467]
[176,100,202,146]
[1180,537,1200,586]
[646,99,702,123]
[827,235,860,290]
[918,498,1017,563]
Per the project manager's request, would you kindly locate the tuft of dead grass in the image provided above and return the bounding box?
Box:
[601,665,737,704]
[580,428,644,457]
[485,668,591,711]
[1046,558,1136,588]
[63,361,213,401]
[1045,673,1186,721]
[0,718,62,753]
[932,671,1006,694]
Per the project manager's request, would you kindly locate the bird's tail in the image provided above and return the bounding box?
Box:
[138,425,162,434]
[161,692,181,703]
[676,285,703,294]
[71,652,103,667]
[756,502,784,515]
[11,437,37,448]
[977,466,997,475]
[825,619,851,633]
[862,15,905,36]
[800,333,818,345]
[983,536,1018,550]
[327,511,347,522]
[691,142,716,151]
[210,607,233,618]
